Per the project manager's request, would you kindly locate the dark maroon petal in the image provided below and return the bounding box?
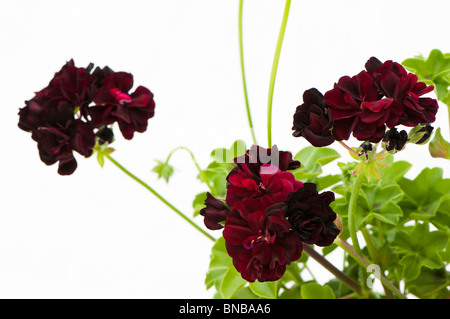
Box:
[69,120,96,157]
[292,88,335,147]
[365,57,383,73]
[286,183,339,247]
[199,193,230,230]
[57,154,78,175]
[332,117,356,141]
[223,195,303,282]
[301,127,335,147]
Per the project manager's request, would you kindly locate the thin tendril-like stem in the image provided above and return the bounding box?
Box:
[267,0,291,147]
[165,146,215,194]
[239,0,257,145]
[105,153,216,242]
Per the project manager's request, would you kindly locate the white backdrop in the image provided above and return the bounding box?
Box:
[1,0,449,298]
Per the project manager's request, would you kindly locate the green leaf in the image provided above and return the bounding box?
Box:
[292,147,340,180]
[402,49,450,100]
[407,268,450,299]
[221,267,247,299]
[201,161,231,198]
[210,140,247,164]
[377,160,412,185]
[249,281,278,299]
[152,160,174,183]
[398,167,450,221]
[429,127,450,160]
[205,237,246,299]
[192,192,207,217]
[393,223,448,281]
[300,283,336,299]
[315,174,342,191]
[279,284,301,299]
[354,183,404,229]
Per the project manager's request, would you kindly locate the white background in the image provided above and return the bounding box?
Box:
[1,0,449,298]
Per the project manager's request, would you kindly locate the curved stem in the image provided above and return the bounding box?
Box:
[105,153,216,242]
[239,0,257,145]
[267,0,291,147]
[165,146,215,194]
[303,244,362,296]
[348,172,365,257]
[336,238,406,299]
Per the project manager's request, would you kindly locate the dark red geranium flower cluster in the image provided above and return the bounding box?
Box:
[200,145,340,282]
[18,60,155,175]
[292,57,438,146]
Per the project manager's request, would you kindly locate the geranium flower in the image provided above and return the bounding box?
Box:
[285,183,340,247]
[366,57,438,127]
[89,72,155,140]
[223,199,303,282]
[292,88,335,147]
[18,60,156,175]
[324,70,396,142]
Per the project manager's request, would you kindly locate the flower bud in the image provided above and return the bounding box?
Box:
[408,125,434,145]
[382,127,408,153]
[356,142,375,161]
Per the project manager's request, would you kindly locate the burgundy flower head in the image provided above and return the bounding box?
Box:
[223,199,303,282]
[199,193,230,230]
[18,59,155,175]
[365,57,438,127]
[324,70,396,142]
[286,183,339,247]
[294,57,438,146]
[292,88,335,147]
[89,72,155,140]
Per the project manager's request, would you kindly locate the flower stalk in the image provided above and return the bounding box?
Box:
[105,153,216,242]
[302,244,362,295]
[239,0,257,145]
[267,0,291,147]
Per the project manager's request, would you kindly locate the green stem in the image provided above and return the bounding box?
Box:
[361,228,394,299]
[165,146,215,194]
[447,102,450,140]
[267,0,291,147]
[239,0,257,145]
[361,228,377,262]
[348,172,365,257]
[105,153,216,242]
[303,244,362,296]
[336,238,406,299]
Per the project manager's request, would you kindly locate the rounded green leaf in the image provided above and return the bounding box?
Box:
[300,283,336,299]
[249,281,278,299]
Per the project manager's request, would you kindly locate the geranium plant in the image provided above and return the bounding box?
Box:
[18,0,449,299]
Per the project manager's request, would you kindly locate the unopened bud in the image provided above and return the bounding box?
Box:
[382,128,407,153]
[408,125,433,145]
